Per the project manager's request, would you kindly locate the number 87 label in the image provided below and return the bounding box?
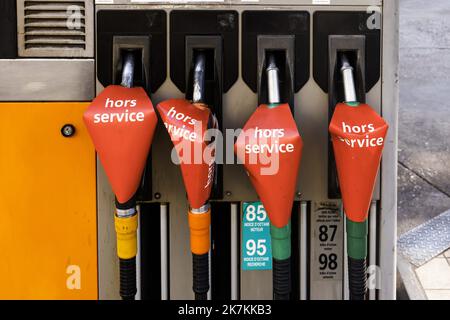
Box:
[242,202,272,271]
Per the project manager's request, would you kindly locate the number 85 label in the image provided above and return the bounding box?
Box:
[245,204,267,222]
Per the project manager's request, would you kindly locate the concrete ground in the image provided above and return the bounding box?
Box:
[397,0,450,299]
[416,251,450,300]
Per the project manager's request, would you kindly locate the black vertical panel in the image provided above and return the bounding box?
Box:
[313,11,381,93]
[211,202,232,299]
[290,202,300,300]
[140,203,162,300]
[170,10,239,94]
[96,10,167,94]
[306,201,311,300]
[0,0,17,58]
[242,11,310,93]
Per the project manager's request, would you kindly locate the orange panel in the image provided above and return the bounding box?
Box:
[0,103,97,299]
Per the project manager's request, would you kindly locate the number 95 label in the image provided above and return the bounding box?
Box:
[242,202,272,271]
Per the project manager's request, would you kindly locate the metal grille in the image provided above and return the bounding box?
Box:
[18,0,94,57]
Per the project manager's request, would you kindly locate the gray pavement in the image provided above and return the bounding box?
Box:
[397,0,450,298]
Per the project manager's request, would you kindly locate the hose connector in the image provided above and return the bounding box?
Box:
[188,204,211,255]
[270,222,291,261]
[115,208,138,260]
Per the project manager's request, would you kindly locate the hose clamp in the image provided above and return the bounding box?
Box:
[190,203,210,214]
[116,207,137,218]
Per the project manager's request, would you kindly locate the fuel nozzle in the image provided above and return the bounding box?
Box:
[115,51,139,300]
[329,53,389,301]
[265,53,292,300]
[190,51,213,301]
[234,52,303,301]
[156,49,217,301]
[83,48,158,301]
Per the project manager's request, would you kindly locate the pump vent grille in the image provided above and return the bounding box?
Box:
[17,0,94,57]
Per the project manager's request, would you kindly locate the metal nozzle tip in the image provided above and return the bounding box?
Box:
[340,54,353,72]
[193,52,206,104]
[266,54,278,71]
[121,51,135,88]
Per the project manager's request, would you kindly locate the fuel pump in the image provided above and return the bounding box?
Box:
[235,53,303,300]
[329,53,388,300]
[157,51,217,300]
[83,51,158,300]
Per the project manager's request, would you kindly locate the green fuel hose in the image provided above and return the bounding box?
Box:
[347,218,368,300]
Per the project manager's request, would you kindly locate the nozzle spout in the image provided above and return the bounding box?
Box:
[193,52,207,104]
[266,53,281,104]
[121,51,135,89]
[340,53,357,103]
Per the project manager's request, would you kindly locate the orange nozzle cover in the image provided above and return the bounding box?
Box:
[156,99,216,209]
[234,104,303,228]
[188,209,211,255]
[83,85,157,204]
[329,103,388,222]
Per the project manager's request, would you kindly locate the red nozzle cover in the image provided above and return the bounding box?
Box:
[156,99,215,209]
[329,103,388,222]
[235,104,303,228]
[83,85,157,204]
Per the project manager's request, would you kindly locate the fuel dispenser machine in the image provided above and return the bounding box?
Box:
[0,0,398,300]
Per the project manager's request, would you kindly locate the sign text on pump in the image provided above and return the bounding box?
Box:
[338,122,385,148]
[93,98,146,123]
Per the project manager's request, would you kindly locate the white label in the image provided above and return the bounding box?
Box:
[310,201,344,299]
[312,0,330,4]
[312,201,343,281]
[95,0,114,4]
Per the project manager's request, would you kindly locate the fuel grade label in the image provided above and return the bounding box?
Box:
[311,201,343,282]
[241,202,272,271]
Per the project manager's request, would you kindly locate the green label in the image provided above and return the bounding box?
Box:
[242,202,272,271]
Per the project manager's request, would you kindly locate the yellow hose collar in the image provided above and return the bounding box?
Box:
[114,214,138,259]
